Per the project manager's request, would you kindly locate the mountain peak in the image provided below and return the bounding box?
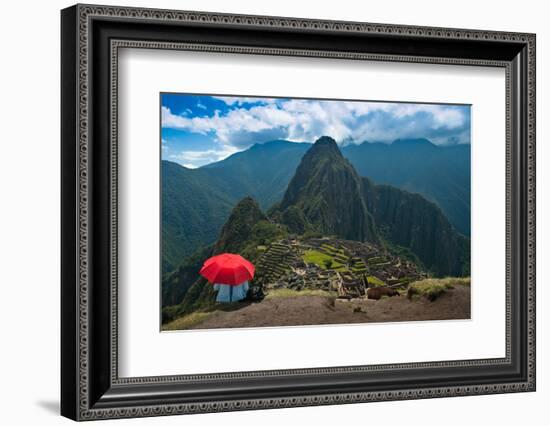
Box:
[279,136,378,242]
[314,135,338,146]
[294,136,343,164]
[214,196,265,254]
[236,195,258,205]
[310,136,341,154]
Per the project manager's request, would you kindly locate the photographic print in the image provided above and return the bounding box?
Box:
[160,93,471,331]
[61,7,536,418]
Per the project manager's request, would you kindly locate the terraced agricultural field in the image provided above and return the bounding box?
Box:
[253,237,425,300]
[302,249,346,271]
[366,275,385,287]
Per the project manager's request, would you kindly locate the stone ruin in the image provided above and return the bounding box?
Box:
[254,236,427,300]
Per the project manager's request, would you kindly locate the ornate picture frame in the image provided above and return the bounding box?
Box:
[61,4,536,421]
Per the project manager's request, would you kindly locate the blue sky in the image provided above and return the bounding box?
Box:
[161,94,471,168]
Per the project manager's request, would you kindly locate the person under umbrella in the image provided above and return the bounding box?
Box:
[199,253,255,303]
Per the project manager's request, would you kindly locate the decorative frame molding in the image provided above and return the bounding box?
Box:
[61,4,536,421]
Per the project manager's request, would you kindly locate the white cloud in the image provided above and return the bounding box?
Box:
[166,145,240,168]
[162,99,470,150]
[212,96,276,106]
[391,103,465,128]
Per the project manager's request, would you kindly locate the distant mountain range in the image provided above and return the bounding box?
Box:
[162,138,470,273]
[162,137,469,315]
[343,139,470,239]
[202,140,311,209]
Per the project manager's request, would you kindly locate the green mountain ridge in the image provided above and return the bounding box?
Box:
[201,140,311,209]
[162,138,470,273]
[362,177,469,276]
[161,161,234,273]
[343,139,471,237]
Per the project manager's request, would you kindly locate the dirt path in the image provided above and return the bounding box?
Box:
[184,285,470,330]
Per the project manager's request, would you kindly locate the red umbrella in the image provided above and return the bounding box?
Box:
[199,253,255,285]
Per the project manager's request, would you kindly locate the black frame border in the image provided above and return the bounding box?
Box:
[61,4,536,421]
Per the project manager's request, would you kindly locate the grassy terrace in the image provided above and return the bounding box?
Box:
[302,249,346,271]
[265,288,335,299]
[366,275,385,287]
[408,277,471,301]
[162,312,213,331]
[256,242,292,282]
[319,244,350,264]
[367,256,387,265]
[351,257,367,274]
[320,243,338,253]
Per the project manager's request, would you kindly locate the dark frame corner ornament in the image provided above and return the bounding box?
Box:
[61,3,536,421]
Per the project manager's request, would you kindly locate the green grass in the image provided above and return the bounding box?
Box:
[351,259,367,274]
[407,277,470,301]
[265,288,335,299]
[366,275,385,287]
[162,312,213,331]
[397,277,412,285]
[302,249,344,270]
[162,298,258,330]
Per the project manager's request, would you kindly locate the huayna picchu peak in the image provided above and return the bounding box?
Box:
[278,136,378,243]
